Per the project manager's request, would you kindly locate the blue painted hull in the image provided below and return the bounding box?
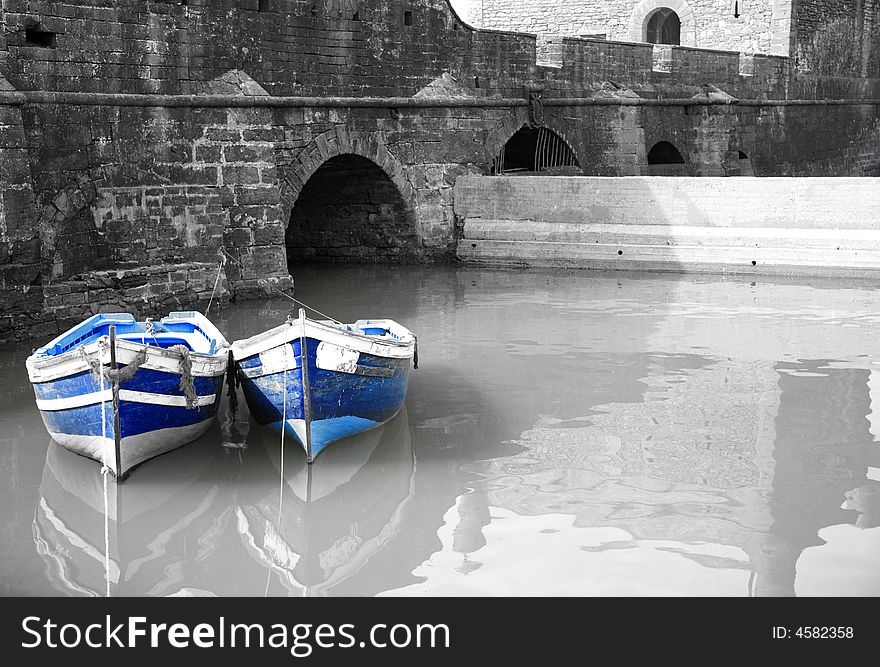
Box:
[237,336,412,461]
[26,312,230,478]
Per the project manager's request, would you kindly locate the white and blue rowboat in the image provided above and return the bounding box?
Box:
[26,312,229,479]
[231,309,416,463]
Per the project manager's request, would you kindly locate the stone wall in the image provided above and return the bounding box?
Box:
[0,0,536,97]
[796,0,880,77]
[455,175,880,276]
[474,0,880,73]
[476,0,782,55]
[0,0,878,342]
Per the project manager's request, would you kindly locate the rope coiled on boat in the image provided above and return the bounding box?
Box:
[79,345,147,384]
[169,345,198,410]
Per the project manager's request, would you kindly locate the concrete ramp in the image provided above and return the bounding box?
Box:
[454,177,880,277]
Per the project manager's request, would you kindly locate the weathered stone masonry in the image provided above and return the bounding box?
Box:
[472,0,880,75]
[0,0,878,342]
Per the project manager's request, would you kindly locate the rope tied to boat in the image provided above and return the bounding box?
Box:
[225,349,239,416]
[79,344,147,384]
[98,350,111,598]
[413,336,419,370]
[169,345,198,410]
[205,253,227,317]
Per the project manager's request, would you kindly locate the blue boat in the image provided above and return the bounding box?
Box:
[26,312,230,479]
[231,309,416,462]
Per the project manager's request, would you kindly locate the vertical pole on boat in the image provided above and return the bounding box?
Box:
[298,308,314,463]
[109,325,123,480]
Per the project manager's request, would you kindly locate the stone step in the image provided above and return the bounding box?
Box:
[461,220,880,250]
[457,238,880,276]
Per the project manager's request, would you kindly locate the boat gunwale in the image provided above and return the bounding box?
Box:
[26,312,230,384]
[231,317,415,362]
[28,311,229,359]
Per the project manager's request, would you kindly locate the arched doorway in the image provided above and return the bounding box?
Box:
[646,141,688,176]
[286,154,417,269]
[492,125,581,175]
[645,8,681,45]
[629,0,695,46]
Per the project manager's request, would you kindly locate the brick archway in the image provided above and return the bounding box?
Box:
[629,0,696,47]
[278,128,415,229]
[485,113,583,175]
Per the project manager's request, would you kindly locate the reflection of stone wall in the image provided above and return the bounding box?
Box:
[485,360,778,515]
[474,358,786,593]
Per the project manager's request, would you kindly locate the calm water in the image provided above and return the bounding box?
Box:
[2,265,879,597]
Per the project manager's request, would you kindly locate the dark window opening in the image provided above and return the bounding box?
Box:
[734,150,755,176]
[645,8,681,45]
[26,27,56,49]
[353,11,360,21]
[404,11,413,26]
[646,141,687,176]
[287,154,418,268]
[493,126,581,175]
[474,76,481,88]
[734,1,740,18]
[648,141,685,164]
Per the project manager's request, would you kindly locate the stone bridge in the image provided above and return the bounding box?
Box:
[0,0,878,340]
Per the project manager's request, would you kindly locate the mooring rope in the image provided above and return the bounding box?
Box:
[97,341,111,599]
[413,336,419,370]
[262,365,288,598]
[219,248,343,325]
[225,350,238,417]
[205,256,226,317]
[168,345,198,409]
[278,369,286,535]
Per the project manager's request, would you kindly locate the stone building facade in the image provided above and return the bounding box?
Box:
[0,0,877,342]
[470,0,880,76]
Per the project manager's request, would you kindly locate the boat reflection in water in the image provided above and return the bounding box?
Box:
[235,408,414,596]
[33,429,238,597]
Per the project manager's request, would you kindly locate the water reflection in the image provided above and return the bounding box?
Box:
[34,430,239,597]
[235,409,414,596]
[1,265,879,596]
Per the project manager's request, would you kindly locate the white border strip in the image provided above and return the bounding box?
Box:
[232,319,414,361]
[36,389,216,412]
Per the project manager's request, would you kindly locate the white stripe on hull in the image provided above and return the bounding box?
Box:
[36,389,217,412]
[48,419,214,477]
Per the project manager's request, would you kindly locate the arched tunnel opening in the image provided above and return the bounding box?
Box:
[286,154,418,269]
[492,126,582,175]
[646,141,689,176]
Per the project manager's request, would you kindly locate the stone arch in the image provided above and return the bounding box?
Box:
[279,128,415,227]
[280,130,419,266]
[485,115,583,175]
[646,140,689,176]
[724,149,756,176]
[629,0,696,47]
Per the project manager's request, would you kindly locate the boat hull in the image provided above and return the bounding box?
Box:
[234,319,414,461]
[33,364,225,476]
[27,315,229,478]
